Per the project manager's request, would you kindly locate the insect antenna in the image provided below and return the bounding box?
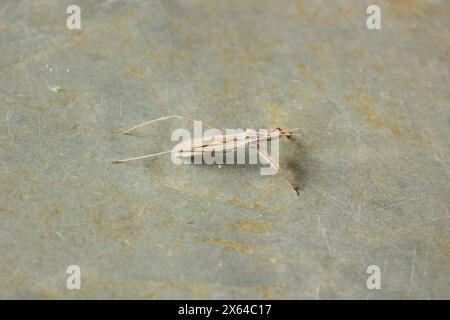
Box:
[121,115,215,135]
[279,133,302,137]
[112,150,173,164]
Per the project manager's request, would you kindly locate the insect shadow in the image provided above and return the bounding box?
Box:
[283,137,309,192]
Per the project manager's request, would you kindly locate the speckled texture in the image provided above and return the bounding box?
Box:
[0,0,449,299]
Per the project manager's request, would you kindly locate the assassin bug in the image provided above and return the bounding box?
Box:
[112,115,300,195]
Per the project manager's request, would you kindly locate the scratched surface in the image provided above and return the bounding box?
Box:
[0,0,449,299]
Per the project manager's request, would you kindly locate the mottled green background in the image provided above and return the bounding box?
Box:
[0,0,449,299]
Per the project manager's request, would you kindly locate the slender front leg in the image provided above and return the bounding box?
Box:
[256,147,300,195]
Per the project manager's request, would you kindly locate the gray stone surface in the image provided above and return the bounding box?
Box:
[0,0,449,299]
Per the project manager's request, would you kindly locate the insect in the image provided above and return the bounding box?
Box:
[112,115,301,195]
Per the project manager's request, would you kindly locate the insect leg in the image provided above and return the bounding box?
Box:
[255,147,300,195]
